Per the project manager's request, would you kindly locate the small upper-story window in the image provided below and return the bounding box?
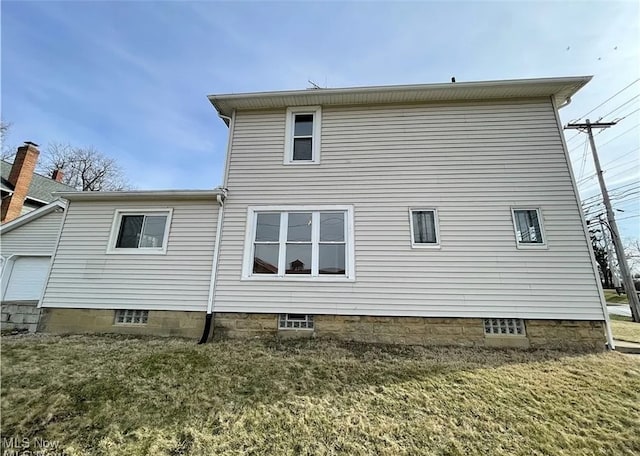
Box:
[512,208,545,247]
[108,209,172,254]
[284,106,321,164]
[410,209,439,248]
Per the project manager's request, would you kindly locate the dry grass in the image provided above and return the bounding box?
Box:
[611,318,640,344]
[1,335,639,456]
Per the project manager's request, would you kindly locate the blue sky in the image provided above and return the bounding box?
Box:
[1,1,638,238]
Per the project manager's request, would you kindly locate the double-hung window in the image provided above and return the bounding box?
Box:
[244,206,354,280]
[108,209,172,254]
[284,106,321,164]
[409,209,440,247]
[511,208,546,248]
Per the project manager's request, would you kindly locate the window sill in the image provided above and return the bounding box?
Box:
[411,244,441,249]
[106,249,167,255]
[514,244,548,250]
[242,275,356,283]
[283,161,321,166]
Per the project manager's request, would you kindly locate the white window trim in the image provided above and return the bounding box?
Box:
[284,106,322,165]
[242,205,355,282]
[409,208,441,249]
[106,208,173,255]
[511,207,547,250]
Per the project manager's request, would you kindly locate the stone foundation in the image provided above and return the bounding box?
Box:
[39,308,206,339]
[36,309,607,350]
[1,301,42,333]
[213,312,607,350]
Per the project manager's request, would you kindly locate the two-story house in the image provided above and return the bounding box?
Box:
[38,76,611,350]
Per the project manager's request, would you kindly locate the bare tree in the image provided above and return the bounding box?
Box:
[624,238,640,276]
[39,143,131,191]
[1,121,15,161]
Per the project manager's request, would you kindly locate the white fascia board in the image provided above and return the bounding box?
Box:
[0,200,67,234]
[208,76,592,117]
[53,189,224,201]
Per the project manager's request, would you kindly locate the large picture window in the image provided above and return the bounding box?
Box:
[244,206,354,280]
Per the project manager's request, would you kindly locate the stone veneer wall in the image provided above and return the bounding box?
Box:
[37,309,607,350]
[214,312,606,350]
[39,308,206,339]
[1,301,41,333]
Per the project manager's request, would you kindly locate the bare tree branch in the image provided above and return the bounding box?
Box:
[1,121,15,161]
[38,143,132,191]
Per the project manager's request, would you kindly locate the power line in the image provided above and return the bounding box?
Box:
[614,106,640,122]
[616,214,640,221]
[596,95,640,121]
[597,123,640,148]
[571,78,640,123]
[577,158,640,184]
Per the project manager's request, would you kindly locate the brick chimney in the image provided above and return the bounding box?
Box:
[1,141,40,223]
[52,168,64,182]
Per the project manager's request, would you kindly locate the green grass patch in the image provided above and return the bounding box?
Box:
[2,335,639,455]
[604,289,629,304]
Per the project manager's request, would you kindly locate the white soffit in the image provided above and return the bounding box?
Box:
[208,76,592,118]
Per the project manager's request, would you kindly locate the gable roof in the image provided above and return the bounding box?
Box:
[209,76,592,120]
[1,160,77,204]
[0,199,67,235]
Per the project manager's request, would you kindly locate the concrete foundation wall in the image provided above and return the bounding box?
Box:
[39,308,206,339]
[38,309,607,350]
[1,301,41,333]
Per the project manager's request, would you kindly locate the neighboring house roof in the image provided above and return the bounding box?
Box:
[0,199,67,235]
[54,189,225,201]
[209,76,592,119]
[1,160,76,204]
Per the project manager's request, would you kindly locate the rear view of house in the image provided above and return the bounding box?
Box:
[38,76,610,350]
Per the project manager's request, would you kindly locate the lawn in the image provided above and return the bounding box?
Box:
[1,335,639,456]
[603,289,629,304]
[611,316,640,344]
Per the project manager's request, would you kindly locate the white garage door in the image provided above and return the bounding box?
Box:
[3,256,51,301]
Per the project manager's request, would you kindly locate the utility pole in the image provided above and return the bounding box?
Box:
[566,119,640,322]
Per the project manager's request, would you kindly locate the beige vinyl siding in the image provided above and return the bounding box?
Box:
[1,210,63,256]
[42,199,218,311]
[214,98,605,320]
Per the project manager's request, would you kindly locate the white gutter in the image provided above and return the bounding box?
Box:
[551,96,614,349]
[54,189,223,201]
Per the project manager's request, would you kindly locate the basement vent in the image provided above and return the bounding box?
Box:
[484,318,525,336]
[279,314,314,330]
[115,309,149,325]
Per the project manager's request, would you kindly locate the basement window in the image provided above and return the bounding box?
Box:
[484,318,525,336]
[279,314,314,330]
[115,309,149,325]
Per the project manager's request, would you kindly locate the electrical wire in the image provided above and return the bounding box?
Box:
[571,78,640,123]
